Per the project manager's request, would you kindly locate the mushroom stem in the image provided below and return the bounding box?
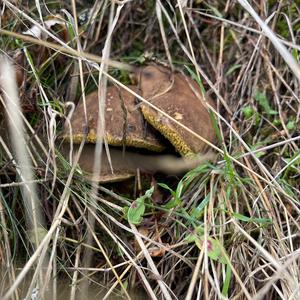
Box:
[61,144,215,182]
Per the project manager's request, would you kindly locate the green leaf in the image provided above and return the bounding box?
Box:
[284,151,300,166]
[185,232,197,244]
[123,206,129,219]
[207,4,223,18]
[159,183,182,209]
[144,186,155,198]
[186,227,228,264]
[209,110,222,143]
[249,143,267,158]
[272,118,281,126]
[278,179,295,197]
[185,226,204,243]
[222,264,232,296]
[254,91,278,115]
[162,197,182,209]
[127,186,154,225]
[225,64,242,76]
[127,197,145,225]
[194,235,228,264]
[223,151,236,183]
[175,179,184,200]
[282,150,300,180]
[15,39,24,48]
[197,236,228,264]
[292,48,298,61]
[286,120,295,130]
[232,212,272,224]
[65,16,76,42]
[185,162,211,177]
[242,106,254,119]
[158,183,176,197]
[185,65,206,94]
[190,194,210,219]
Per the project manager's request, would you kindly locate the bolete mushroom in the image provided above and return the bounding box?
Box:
[63,85,166,182]
[62,66,216,183]
[64,85,165,152]
[137,64,215,156]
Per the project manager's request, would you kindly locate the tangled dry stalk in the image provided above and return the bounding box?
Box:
[0,1,299,299]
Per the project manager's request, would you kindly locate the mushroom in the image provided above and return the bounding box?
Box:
[64,85,165,152]
[137,64,216,156]
[62,85,166,182]
[62,65,216,182]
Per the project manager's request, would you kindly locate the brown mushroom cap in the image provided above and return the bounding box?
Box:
[64,85,165,152]
[138,65,216,156]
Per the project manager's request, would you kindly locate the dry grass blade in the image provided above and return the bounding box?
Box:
[0,28,133,71]
[0,57,45,240]
[191,10,300,51]
[131,224,173,300]
[1,135,86,300]
[1,1,300,299]
[0,57,49,298]
[237,0,300,81]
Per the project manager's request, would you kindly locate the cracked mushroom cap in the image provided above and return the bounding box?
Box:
[64,85,165,152]
[137,65,216,156]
